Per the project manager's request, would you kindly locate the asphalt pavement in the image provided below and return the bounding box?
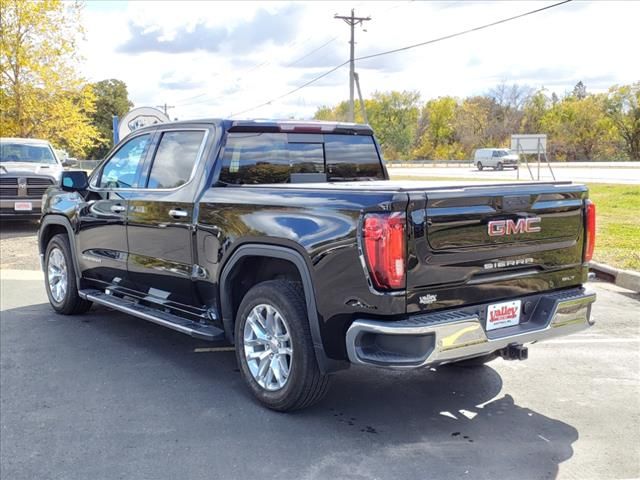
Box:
[387,163,640,184]
[1,267,638,480]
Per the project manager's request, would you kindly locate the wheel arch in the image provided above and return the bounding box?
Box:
[39,215,82,289]
[219,244,341,374]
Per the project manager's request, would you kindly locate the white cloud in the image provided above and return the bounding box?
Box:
[79,0,640,121]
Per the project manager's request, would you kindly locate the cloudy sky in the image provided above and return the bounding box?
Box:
[80,0,640,120]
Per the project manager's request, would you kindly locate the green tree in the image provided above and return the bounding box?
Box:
[413,96,464,159]
[88,79,133,159]
[542,94,617,161]
[313,100,366,123]
[521,90,550,134]
[365,90,420,160]
[486,83,532,145]
[606,83,640,161]
[314,91,419,159]
[572,81,587,100]
[455,95,494,157]
[0,0,100,157]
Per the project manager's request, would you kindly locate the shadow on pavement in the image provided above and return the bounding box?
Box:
[0,219,39,240]
[1,302,578,480]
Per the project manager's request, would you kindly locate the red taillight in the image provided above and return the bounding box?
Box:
[362,212,406,290]
[584,199,596,262]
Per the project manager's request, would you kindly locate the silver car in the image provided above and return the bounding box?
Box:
[0,138,65,219]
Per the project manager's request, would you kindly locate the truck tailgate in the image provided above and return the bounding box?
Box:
[405,182,589,313]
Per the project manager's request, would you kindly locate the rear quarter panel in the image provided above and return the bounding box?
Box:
[196,185,407,359]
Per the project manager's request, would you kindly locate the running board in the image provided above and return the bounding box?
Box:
[79,289,225,341]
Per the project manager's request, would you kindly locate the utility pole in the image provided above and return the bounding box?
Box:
[334,9,371,122]
[156,103,175,117]
[354,72,368,124]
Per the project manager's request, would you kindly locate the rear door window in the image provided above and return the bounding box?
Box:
[324,135,384,181]
[146,130,206,189]
[218,132,383,184]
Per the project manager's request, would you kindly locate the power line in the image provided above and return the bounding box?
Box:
[175,37,339,108]
[230,0,572,118]
[355,0,572,62]
[284,37,338,68]
[229,61,349,118]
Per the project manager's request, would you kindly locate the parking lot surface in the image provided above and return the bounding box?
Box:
[1,225,639,480]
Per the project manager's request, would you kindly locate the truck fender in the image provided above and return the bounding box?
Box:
[39,215,82,290]
[219,244,343,374]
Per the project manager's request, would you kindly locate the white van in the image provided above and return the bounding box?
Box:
[474,148,519,170]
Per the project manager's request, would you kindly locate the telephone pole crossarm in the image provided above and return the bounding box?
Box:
[334,9,371,122]
[156,103,175,117]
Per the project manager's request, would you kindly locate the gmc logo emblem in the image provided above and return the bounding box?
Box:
[488,217,541,236]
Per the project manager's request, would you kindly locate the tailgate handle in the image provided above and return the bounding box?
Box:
[502,196,530,211]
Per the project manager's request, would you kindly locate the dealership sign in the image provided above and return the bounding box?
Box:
[117,107,170,140]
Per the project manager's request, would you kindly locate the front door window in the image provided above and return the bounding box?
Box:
[99,134,151,189]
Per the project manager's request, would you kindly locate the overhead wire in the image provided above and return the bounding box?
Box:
[229,0,573,118]
[355,0,572,62]
[174,36,339,107]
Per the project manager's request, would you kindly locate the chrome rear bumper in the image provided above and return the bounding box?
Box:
[346,288,596,368]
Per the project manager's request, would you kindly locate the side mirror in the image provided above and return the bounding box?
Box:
[61,170,89,192]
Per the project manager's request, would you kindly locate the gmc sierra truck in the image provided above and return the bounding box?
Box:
[38,119,596,411]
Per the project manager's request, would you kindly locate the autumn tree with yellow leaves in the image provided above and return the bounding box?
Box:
[0,0,102,157]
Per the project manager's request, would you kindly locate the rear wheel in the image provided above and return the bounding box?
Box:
[476,162,483,171]
[44,234,91,315]
[235,280,330,411]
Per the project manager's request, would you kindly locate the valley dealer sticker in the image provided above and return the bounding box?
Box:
[486,300,522,331]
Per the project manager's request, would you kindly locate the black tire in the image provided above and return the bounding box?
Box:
[497,162,504,171]
[448,352,499,368]
[44,234,92,315]
[234,280,330,411]
[476,162,483,171]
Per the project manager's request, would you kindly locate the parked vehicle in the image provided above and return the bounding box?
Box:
[474,148,519,171]
[38,119,596,411]
[1,138,68,218]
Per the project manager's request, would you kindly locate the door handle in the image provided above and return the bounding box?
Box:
[169,209,188,219]
[110,204,126,213]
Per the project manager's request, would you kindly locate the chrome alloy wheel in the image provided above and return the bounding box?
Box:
[243,304,293,391]
[47,247,68,303]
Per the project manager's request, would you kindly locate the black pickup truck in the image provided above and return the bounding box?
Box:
[38,119,596,411]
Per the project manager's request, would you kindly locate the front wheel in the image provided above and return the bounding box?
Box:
[497,162,504,171]
[44,234,92,315]
[235,280,330,411]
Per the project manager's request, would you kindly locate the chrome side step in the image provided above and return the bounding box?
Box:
[79,289,225,341]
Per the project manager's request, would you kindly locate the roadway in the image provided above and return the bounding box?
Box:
[387,161,640,184]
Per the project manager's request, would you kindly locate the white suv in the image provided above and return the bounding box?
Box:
[474,148,519,171]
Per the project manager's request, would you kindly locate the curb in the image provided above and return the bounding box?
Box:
[590,261,640,292]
